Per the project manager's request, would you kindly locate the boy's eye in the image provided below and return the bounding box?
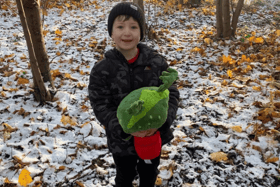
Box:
[132,26,138,29]
[117,26,123,29]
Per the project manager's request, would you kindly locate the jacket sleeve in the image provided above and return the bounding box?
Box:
[88,63,130,139]
[157,57,180,133]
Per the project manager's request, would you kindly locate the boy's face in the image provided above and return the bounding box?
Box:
[111,16,141,52]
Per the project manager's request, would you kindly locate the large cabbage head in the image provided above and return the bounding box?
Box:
[117,68,179,134]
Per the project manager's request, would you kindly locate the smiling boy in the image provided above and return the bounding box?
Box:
[88,2,180,187]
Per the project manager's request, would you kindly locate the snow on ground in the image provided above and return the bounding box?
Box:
[0,0,280,186]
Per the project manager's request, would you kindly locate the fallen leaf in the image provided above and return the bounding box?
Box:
[2,123,18,133]
[221,80,228,86]
[266,157,279,163]
[252,86,261,91]
[4,178,12,184]
[19,168,33,187]
[76,181,85,187]
[17,77,29,85]
[210,152,228,162]
[55,29,62,35]
[254,37,264,44]
[0,65,9,73]
[231,126,242,133]
[204,38,212,45]
[227,70,233,78]
[59,166,66,170]
[61,115,77,126]
[155,176,162,185]
[276,30,280,37]
[65,73,78,81]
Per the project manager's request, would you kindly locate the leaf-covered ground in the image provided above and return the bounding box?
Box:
[0,0,280,186]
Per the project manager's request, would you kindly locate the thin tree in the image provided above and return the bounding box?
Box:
[16,0,52,103]
[22,0,53,85]
[216,0,244,38]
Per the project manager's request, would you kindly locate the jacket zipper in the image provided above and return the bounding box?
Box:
[129,67,134,91]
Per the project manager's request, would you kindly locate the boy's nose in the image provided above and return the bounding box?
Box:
[123,27,131,36]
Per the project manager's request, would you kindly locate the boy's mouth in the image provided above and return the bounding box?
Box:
[122,40,132,42]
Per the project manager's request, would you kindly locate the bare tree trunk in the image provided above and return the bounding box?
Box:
[216,0,223,38]
[222,0,232,38]
[22,0,53,87]
[231,0,244,37]
[133,0,144,12]
[16,0,51,103]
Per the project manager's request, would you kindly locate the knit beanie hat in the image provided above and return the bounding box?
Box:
[108,2,145,41]
[134,131,162,160]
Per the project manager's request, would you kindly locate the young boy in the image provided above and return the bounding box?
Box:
[88,2,180,187]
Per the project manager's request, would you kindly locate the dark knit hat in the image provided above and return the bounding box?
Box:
[108,2,145,41]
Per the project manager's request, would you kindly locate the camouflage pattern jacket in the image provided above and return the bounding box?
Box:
[88,43,180,157]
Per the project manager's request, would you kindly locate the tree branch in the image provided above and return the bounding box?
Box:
[231,0,244,37]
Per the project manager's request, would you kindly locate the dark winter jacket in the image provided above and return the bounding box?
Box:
[88,43,180,157]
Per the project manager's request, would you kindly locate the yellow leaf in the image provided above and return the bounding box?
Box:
[59,166,66,170]
[59,9,64,16]
[80,70,85,75]
[276,66,280,71]
[19,169,33,187]
[43,30,49,36]
[276,30,280,37]
[266,77,274,82]
[76,181,85,187]
[56,51,61,56]
[205,98,212,102]
[266,157,279,163]
[2,5,8,10]
[259,75,267,80]
[210,152,228,162]
[227,70,233,78]
[17,78,29,85]
[253,86,261,91]
[55,30,62,35]
[248,36,255,43]
[221,80,228,86]
[3,123,17,133]
[20,54,27,60]
[231,126,242,133]
[1,91,6,97]
[4,177,12,184]
[176,48,183,51]
[61,115,77,126]
[191,47,201,52]
[81,121,90,128]
[272,112,280,118]
[62,107,67,114]
[155,176,162,186]
[251,31,256,36]
[51,69,61,79]
[199,127,204,131]
[53,37,62,41]
[254,37,264,44]
[204,38,212,45]
[65,3,70,7]
[81,105,89,112]
[65,73,78,81]
[55,41,60,45]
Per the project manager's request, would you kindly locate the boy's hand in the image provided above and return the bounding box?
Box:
[145,128,158,137]
[131,128,158,137]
